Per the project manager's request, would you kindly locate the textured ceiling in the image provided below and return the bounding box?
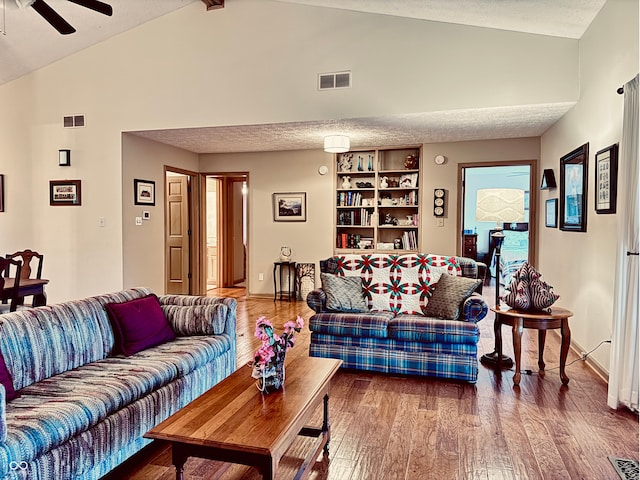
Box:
[276,0,607,39]
[3,0,604,153]
[131,103,575,154]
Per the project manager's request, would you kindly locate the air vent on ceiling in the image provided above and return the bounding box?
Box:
[318,71,351,90]
[63,115,86,128]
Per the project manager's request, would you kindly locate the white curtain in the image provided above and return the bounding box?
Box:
[608,74,639,411]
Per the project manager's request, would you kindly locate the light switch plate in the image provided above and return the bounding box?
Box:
[135,217,143,226]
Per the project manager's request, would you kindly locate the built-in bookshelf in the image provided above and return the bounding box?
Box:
[334,146,422,253]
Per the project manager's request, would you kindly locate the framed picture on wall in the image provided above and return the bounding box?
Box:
[50,180,82,206]
[545,198,558,228]
[134,179,155,206]
[273,192,306,222]
[0,174,4,212]
[559,143,589,232]
[595,143,618,214]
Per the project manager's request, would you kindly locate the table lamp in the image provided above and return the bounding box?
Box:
[475,188,525,369]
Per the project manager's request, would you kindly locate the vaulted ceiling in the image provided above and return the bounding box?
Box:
[1,0,607,153]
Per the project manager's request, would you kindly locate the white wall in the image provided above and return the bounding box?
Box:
[0,0,585,303]
[539,0,639,374]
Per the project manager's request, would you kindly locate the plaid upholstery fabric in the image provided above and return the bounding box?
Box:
[309,333,478,382]
[462,295,488,323]
[389,314,480,344]
[0,289,236,480]
[306,289,327,313]
[309,311,394,338]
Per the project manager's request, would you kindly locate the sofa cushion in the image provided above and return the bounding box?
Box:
[423,274,482,320]
[161,304,228,336]
[0,353,17,402]
[309,311,394,338]
[321,273,368,312]
[106,294,176,356]
[388,314,480,344]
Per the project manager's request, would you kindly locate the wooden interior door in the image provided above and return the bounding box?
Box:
[165,175,190,294]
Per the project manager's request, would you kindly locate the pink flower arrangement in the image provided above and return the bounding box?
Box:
[252,315,304,373]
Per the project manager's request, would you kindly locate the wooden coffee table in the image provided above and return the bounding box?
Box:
[145,356,342,479]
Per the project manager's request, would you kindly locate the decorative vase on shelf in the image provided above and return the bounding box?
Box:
[341,176,351,189]
[357,156,363,171]
[368,154,373,171]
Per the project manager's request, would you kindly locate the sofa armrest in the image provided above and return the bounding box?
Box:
[0,384,6,443]
[460,294,488,324]
[158,295,236,337]
[306,289,327,313]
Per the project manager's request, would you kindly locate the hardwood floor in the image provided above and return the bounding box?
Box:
[107,287,639,480]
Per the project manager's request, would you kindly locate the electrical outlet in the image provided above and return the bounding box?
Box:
[135,217,143,226]
[258,273,264,281]
[98,217,105,227]
[436,218,444,227]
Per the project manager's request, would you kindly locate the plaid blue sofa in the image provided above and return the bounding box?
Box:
[0,288,236,480]
[307,254,487,383]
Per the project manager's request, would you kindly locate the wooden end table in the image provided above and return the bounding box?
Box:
[145,356,342,480]
[490,306,574,386]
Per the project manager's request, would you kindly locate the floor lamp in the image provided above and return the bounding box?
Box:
[475,188,525,369]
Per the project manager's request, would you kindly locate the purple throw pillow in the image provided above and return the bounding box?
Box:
[0,352,19,401]
[105,294,175,356]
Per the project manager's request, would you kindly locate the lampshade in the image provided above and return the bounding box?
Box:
[476,188,525,223]
[324,135,350,153]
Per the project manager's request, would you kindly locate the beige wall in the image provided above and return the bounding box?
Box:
[122,134,199,294]
[539,0,639,374]
[200,149,335,296]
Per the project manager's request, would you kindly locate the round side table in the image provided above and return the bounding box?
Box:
[490,306,574,386]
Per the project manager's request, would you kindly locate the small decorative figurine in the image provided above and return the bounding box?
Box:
[380,176,388,188]
[339,153,353,172]
[280,246,292,262]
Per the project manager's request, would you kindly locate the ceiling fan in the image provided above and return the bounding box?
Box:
[16,0,113,35]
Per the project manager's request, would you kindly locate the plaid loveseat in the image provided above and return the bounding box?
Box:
[307,254,487,383]
[0,288,236,480]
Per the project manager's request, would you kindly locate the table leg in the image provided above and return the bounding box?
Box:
[512,317,524,385]
[273,264,277,302]
[322,394,331,456]
[172,444,188,480]
[538,330,547,371]
[560,318,571,385]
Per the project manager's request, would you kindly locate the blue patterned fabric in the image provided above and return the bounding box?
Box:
[0,289,236,480]
[308,311,394,338]
[308,254,487,383]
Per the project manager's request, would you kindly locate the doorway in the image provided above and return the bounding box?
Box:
[205,174,248,290]
[458,161,537,286]
[164,168,201,295]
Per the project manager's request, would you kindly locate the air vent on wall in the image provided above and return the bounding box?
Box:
[318,71,351,90]
[63,115,86,128]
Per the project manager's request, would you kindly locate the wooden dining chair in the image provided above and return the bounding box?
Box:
[6,249,43,280]
[5,250,43,307]
[0,258,22,313]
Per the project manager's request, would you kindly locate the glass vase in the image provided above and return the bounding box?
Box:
[254,358,285,393]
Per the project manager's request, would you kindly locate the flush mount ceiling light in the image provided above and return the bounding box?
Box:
[324,135,350,153]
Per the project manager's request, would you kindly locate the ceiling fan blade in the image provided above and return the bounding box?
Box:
[68,0,113,16]
[31,0,76,34]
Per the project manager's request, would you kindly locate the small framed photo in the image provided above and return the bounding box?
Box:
[134,179,155,206]
[560,143,589,232]
[595,143,618,214]
[50,180,82,206]
[142,210,151,220]
[545,198,558,228]
[273,192,306,222]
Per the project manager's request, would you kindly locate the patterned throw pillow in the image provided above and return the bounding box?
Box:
[423,273,482,320]
[321,273,368,313]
